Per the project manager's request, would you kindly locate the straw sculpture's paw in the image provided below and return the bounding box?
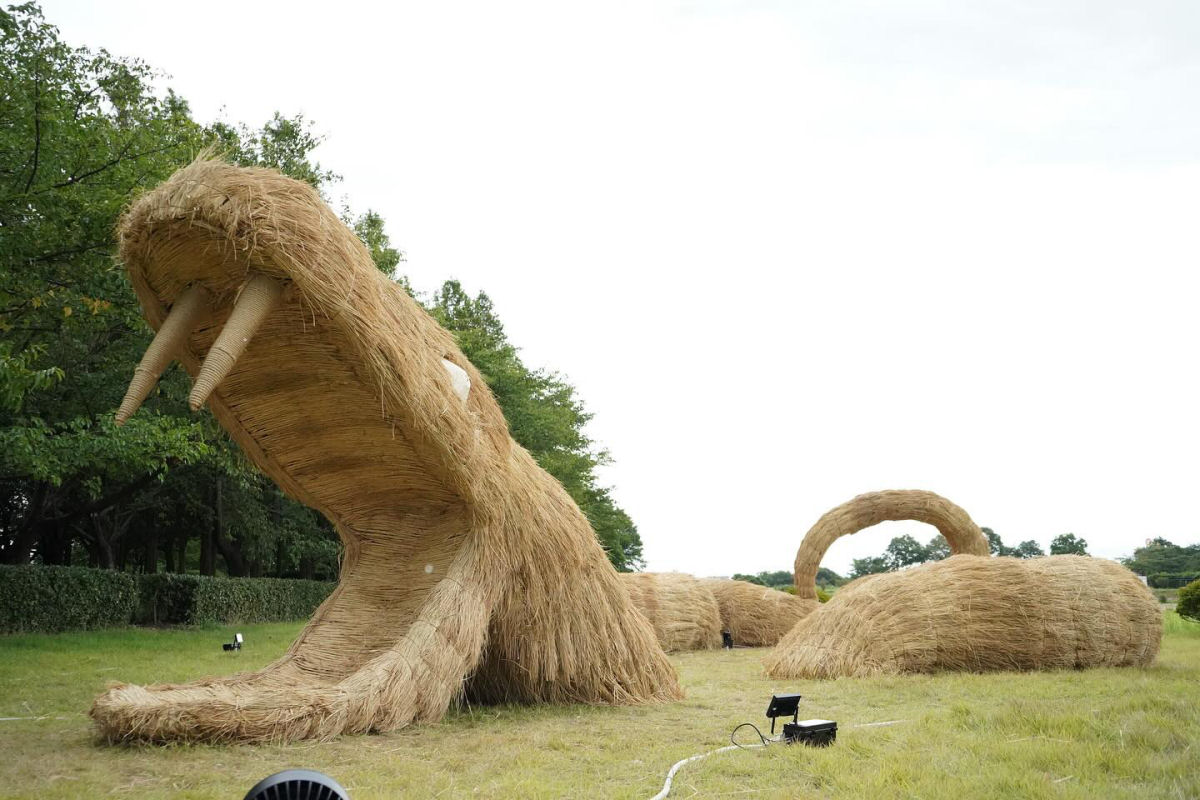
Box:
[91,159,680,744]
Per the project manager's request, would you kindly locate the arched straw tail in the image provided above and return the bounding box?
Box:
[792,489,989,601]
[189,274,284,411]
[115,284,210,426]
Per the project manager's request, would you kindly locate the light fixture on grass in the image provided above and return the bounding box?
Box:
[766,693,837,746]
[222,632,244,652]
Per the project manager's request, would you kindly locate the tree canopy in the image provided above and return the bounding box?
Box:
[1049,533,1089,556]
[849,527,1047,579]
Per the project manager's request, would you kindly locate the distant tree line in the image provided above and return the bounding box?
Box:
[841,528,1095,579]
[1121,538,1200,588]
[730,528,1101,585]
[731,567,847,590]
[0,4,644,577]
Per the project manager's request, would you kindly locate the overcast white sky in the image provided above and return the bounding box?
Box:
[47,0,1200,576]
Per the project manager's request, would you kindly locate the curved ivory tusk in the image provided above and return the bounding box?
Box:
[189,274,283,411]
[441,359,471,404]
[115,285,210,426]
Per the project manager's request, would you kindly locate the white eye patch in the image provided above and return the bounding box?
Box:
[440,359,471,404]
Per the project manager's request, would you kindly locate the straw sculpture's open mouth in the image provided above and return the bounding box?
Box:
[89,159,680,743]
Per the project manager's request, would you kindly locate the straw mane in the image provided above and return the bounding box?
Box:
[620,573,723,652]
[765,554,1162,678]
[793,490,990,600]
[701,579,817,647]
[90,159,681,743]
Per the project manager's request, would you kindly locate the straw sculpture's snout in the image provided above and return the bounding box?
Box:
[92,158,680,744]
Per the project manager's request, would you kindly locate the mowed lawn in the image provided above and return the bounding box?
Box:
[0,614,1197,799]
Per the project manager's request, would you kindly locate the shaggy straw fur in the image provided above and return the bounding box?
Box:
[700,579,816,647]
[793,490,990,600]
[764,554,1162,678]
[91,159,682,744]
[620,573,723,652]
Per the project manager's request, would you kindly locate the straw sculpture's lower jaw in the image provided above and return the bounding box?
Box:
[91,529,496,744]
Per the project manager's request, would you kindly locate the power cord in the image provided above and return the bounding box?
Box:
[647,719,906,799]
[648,722,779,800]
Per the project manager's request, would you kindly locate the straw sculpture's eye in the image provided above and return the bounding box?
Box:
[440,358,471,404]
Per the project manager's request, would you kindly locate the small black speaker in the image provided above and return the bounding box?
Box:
[243,770,350,800]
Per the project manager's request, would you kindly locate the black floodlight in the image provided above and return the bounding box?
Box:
[244,769,349,800]
[765,692,801,735]
[223,632,244,652]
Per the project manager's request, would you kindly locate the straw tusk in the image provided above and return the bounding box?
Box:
[188,274,283,411]
[115,285,210,426]
[441,359,471,404]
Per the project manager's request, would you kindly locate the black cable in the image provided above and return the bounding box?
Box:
[729,722,773,750]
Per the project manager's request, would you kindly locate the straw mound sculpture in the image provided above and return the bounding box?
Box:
[792,489,991,600]
[90,159,682,744]
[765,554,1161,678]
[701,579,817,647]
[620,573,723,652]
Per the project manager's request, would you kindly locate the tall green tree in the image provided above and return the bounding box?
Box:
[1013,539,1045,559]
[1049,533,1089,556]
[923,535,951,561]
[884,534,926,569]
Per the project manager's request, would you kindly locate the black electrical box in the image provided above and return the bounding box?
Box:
[782,719,837,747]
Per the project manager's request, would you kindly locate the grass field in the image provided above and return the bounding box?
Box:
[1,614,1197,799]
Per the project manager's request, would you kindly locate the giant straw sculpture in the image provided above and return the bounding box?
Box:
[700,579,816,647]
[765,554,1162,678]
[792,489,990,600]
[91,160,682,743]
[620,573,723,652]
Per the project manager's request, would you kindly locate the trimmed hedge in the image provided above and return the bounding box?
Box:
[0,565,335,633]
[0,564,139,633]
[139,573,335,625]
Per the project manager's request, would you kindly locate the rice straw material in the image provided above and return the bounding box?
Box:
[621,573,723,652]
[764,554,1162,679]
[700,579,817,647]
[91,158,682,744]
[792,490,989,600]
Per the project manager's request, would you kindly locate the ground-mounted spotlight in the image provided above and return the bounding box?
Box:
[244,769,349,800]
[222,632,244,652]
[766,693,837,746]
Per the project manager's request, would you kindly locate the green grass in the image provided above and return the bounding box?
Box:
[1,614,1198,799]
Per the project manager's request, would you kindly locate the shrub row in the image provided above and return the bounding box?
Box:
[0,564,334,634]
[0,565,140,634]
[139,573,335,626]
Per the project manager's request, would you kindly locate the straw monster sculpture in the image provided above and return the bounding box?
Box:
[620,573,723,652]
[700,578,816,647]
[766,490,1161,678]
[90,160,682,744]
[620,573,815,651]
